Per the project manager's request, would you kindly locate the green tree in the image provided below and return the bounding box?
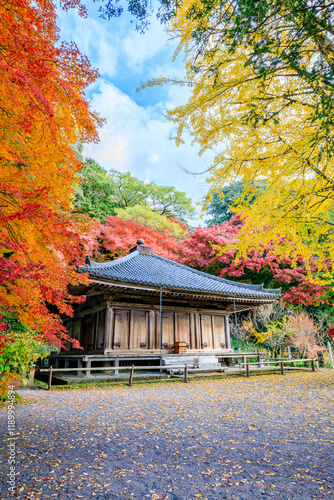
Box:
[146,183,194,222]
[76,158,195,223]
[108,169,147,208]
[205,182,259,226]
[75,159,119,221]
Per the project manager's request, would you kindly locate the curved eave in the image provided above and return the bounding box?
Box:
[85,276,282,302]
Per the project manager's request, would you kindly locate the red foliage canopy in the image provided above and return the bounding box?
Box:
[99,216,184,261]
[180,216,328,306]
[0,0,101,347]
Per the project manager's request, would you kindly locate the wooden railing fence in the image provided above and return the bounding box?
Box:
[39,357,320,390]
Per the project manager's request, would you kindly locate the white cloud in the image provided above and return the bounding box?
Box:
[84,80,213,222]
[56,6,213,224]
[123,18,172,72]
[149,154,160,163]
[57,9,119,78]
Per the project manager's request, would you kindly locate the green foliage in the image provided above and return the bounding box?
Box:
[75,158,195,223]
[230,334,258,354]
[147,183,195,222]
[115,205,187,237]
[74,158,118,222]
[204,182,260,226]
[0,311,50,378]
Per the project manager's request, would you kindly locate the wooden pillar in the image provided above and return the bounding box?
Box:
[194,313,201,350]
[104,306,113,352]
[149,311,155,350]
[224,316,231,350]
[190,313,196,350]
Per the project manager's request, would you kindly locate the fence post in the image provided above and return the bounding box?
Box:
[128,365,135,386]
[311,359,315,372]
[28,367,35,387]
[327,342,334,369]
[246,362,250,378]
[184,364,188,383]
[86,358,92,377]
[48,366,53,390]
[280,361,284,375]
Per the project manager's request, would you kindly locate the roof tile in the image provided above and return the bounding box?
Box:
[78,251,281,300]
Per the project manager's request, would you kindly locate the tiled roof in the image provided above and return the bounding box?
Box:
[78,249,281,300]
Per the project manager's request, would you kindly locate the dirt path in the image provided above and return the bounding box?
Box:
[1,371,333,499]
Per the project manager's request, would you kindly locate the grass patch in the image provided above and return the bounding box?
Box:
[0,391,25,407]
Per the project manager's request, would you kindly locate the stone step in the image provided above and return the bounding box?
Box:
[162,355,221,369]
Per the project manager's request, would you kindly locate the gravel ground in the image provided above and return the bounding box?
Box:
[0,371,333,500]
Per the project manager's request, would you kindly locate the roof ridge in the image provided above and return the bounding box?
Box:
[81,251,138,269]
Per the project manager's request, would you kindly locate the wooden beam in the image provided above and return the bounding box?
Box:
[71,302,107,320]
[107,300,229,314]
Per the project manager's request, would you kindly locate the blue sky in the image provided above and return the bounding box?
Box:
[57,1,214,223]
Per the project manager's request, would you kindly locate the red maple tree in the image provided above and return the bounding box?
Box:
[0,0,101,347]
[180,216,328,306]
[99,216,184,261]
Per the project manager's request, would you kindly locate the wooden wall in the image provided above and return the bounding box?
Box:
[106,306,227,352]
[68,304,228,353]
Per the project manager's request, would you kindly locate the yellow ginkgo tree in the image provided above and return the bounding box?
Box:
[145,0,334,278]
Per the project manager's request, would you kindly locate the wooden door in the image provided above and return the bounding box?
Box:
[200,314,214,349]
[130,310,149,349]
[113,309,130,349]
[95,310,106,351]
[156,312,174,349]
[212,315,226,349]
[175,313,191,348]
[81,314,96,351]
